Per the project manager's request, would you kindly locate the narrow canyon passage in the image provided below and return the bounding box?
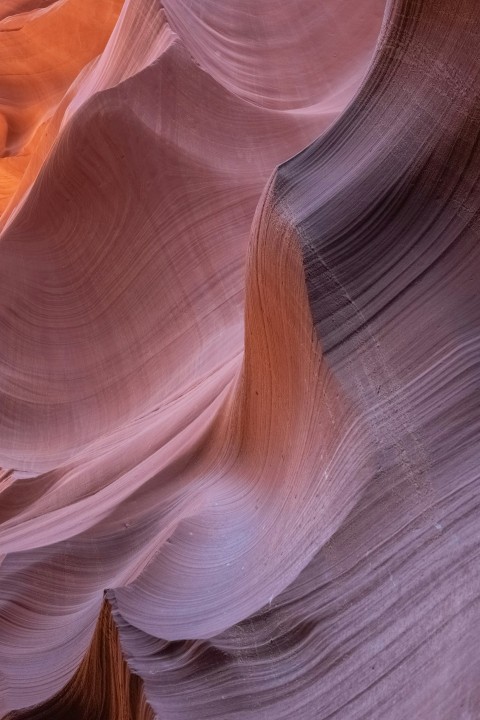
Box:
[1,1,479,718]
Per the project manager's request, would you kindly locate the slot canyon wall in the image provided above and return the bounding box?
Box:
[1,0,479,718]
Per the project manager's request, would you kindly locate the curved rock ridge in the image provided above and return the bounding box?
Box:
[0,0,123,217]
[1,0,479,718]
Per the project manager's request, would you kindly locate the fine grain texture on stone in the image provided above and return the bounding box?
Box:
[1,0,479,718]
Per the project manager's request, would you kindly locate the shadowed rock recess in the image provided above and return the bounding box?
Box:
[1,0,479,718]
[4,600,154,720]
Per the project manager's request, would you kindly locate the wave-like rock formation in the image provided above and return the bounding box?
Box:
[1,0,479,718]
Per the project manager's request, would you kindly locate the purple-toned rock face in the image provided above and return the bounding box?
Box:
[1,1,479,718]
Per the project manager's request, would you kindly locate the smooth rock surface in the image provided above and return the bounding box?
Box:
[1,1,479,718]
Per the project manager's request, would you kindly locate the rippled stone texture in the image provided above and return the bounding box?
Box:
[1,0,479,718]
